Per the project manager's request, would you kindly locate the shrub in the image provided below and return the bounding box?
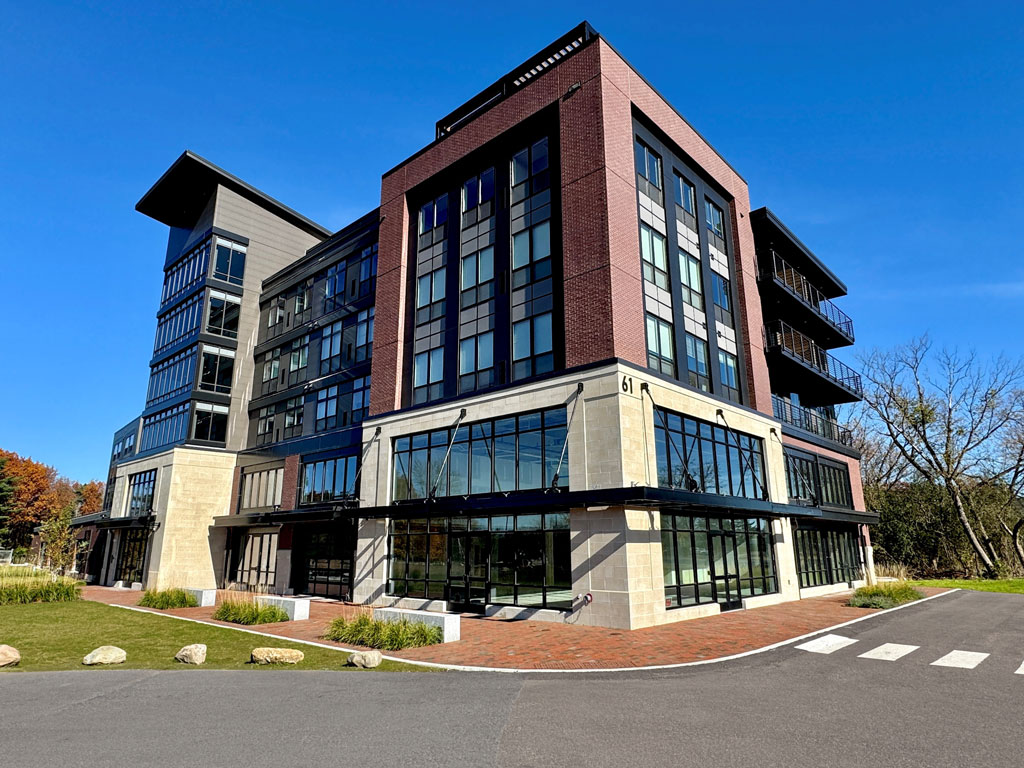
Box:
[0,568,80,605]
[138,588,198,610]
[848,581,924,610]
[213,597,289,625]
[323,615,444,650]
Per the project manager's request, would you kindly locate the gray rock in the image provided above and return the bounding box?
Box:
[82,646,127,666]
[0,644,21,668]
[174,644,207,665]
[348,650,383,669]
[250,647,304,665]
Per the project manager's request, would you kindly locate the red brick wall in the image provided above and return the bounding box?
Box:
[369,37,774,416]
[596,42,772,414]
[781,433,866,512]
[279,454,300,511]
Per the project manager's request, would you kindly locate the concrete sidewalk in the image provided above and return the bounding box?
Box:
[81,585,948,671]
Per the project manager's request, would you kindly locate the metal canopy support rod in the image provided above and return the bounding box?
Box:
[429,409,467,499]
[548,383,584,492]
[640,383,701,492]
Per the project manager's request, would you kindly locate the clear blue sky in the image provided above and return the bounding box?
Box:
[1,1,1021,482]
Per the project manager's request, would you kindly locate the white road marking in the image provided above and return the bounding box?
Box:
[857,643,920,661]
[931,650,990,669]
[795,634,859,654]
[1015,660,1024,675]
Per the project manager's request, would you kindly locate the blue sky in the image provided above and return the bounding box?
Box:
[1,1,1021,482]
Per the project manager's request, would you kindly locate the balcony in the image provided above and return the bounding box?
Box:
[772,395,853,447]
[764,321,863,404]
[761,250,854,345]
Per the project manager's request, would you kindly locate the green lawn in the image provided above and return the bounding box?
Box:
[909,578,1024,595]
[0,600,430,672]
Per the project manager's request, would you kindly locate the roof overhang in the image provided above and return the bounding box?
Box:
[135,150,331,240]
[750,207,847,298]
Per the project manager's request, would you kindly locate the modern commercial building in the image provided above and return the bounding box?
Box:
[73,22,875,629]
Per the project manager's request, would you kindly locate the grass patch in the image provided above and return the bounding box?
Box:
[0,566,80,606]
[909,578,1024,595]
[848,581,924,610]
[323,615,444,650]
[0,601,428,672]
[212,597,289,625]
[138,588,198,610]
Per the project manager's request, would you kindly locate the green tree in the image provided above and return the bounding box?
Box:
[0,456,14,547]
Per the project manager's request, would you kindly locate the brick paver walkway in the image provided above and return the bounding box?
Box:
[82,586,948,670]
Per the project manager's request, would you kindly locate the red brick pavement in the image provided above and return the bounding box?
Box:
[82,586,948,671]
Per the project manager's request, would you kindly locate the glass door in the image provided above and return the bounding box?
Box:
[447,531,488,614]
[709,530,743,610]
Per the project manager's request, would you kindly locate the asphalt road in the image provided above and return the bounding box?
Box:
[2,589,1022,768]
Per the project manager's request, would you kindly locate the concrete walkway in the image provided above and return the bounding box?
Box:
[82,585,948,671]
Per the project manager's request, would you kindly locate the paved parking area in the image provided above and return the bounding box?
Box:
[82,585,949,670]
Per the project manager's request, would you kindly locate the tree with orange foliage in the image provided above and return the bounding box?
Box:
[75,480,105,515]
[0,450,58,547]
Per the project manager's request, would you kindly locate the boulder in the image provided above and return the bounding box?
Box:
[0,644,21,668]
[82,646,127,666]
[348,650,383,669]
[174,644,207,665]
[250,647,304,665]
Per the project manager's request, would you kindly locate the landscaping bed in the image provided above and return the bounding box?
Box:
[848,582,924,610]
[0,601,426,672]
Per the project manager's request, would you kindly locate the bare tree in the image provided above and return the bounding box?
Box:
[860,338,1024,576]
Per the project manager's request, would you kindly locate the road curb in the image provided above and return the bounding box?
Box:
[100,588,960,674]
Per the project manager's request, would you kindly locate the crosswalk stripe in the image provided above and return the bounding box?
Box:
[931,650,990,669]
[1015,660,1024,675]
[857,643,920,661]
[795,634,859,654]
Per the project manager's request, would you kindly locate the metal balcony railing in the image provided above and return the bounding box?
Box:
[772,395,854,447]
[762,250,854,340]
[764,321,864,398]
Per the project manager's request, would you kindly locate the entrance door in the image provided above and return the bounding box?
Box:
[296,523,355,600]
[447,531,488,614]
[709,530,743,611]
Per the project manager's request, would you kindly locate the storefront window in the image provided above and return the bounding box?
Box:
[388,512,571,609]
[660,514,777,609]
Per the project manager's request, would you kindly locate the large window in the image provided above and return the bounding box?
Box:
[139,403,189,452]
[795,524,863,587]
[785,449,853,509]
[125,470,157,517]
[640,223,669,290]
[459,168,497,395]
[510,137,555,382]
[718,350,740,403]
[282,396,304,439]
[212,237,246,286]
[653,407,767,500]
[198,345,235,394]
[154,293,203,354]
[661,514,777,608]
[393,407,569,501]
[679,249,703,310]
[192,402,228,443]
[711,272,733,328]
[413,193,448,404]
[146,346,198,406]
[634,138,663,202]
[314,376,369,432]
[705,199,726,241]
[233,530,277,590]
[300,455,359,505]
[206,290,240,338]
[674,172,697,228]
[645,314,676,377]
[388,512,571,609]
[685,333,710,392]
[240,467,284,510]
[161,239,210,306]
